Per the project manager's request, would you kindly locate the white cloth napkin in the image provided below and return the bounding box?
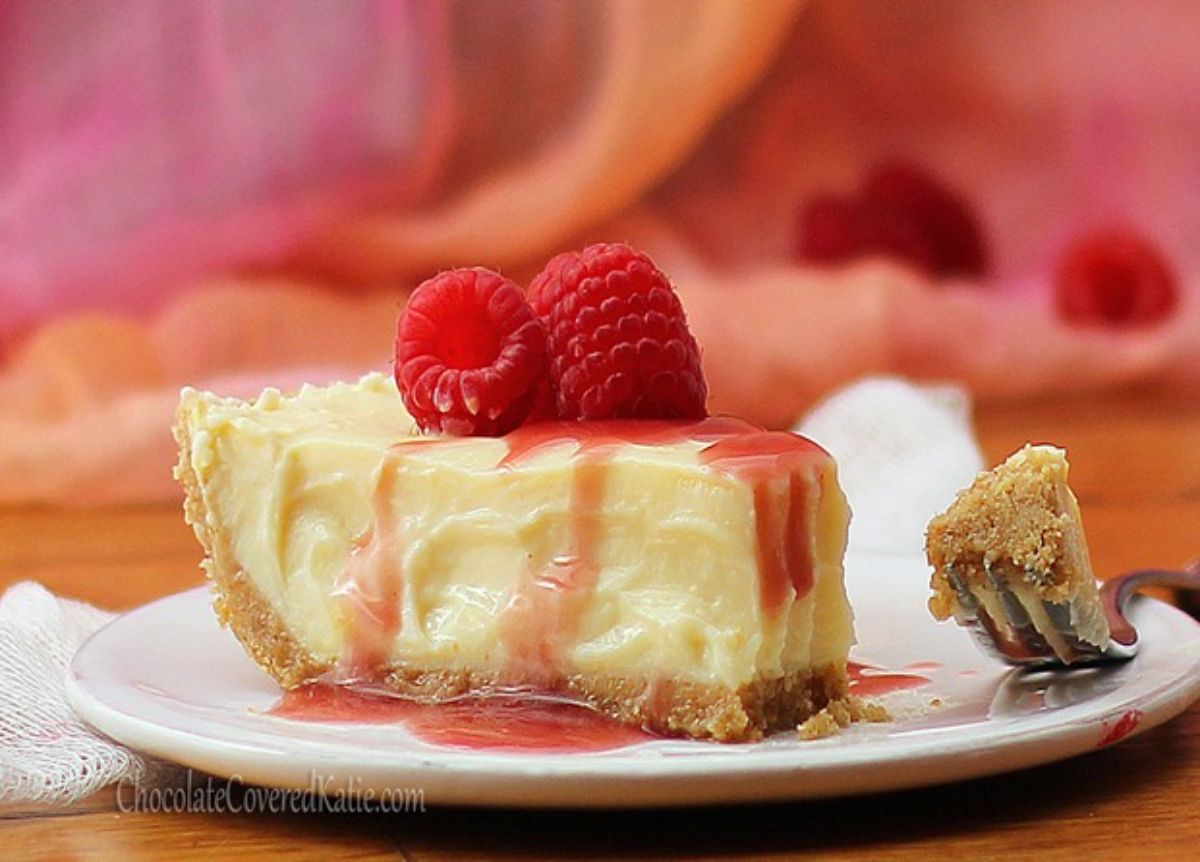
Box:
[797,377,985,557]
[0,583,149,803]
[0,376,985,804]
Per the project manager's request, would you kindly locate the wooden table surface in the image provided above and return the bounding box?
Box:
[2,386,1198,860]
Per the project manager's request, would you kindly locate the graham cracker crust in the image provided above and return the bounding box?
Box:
[174,397,848,742]
[174,395,331,687]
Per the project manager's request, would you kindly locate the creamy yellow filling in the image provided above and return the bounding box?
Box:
[179,373,855,690]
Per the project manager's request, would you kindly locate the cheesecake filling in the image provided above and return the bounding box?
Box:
[179,374,854,699]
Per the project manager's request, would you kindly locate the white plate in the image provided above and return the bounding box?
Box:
[68,553,1200,807]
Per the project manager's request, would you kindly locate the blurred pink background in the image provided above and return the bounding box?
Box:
[2,0,1198,503]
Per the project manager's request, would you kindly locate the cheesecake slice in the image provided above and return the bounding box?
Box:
[926,444,1109,662]
[175,373,855,741]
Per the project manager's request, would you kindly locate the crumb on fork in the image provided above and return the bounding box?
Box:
[926,444,1099,618]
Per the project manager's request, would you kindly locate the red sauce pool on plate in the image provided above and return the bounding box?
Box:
[270,684,654,753]
[848,661,932,696]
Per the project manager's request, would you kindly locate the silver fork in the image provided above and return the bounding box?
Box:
[948,561,1200,668]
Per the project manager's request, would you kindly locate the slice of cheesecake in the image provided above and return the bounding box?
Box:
[926,444,1109,662]
[175,373,855,741]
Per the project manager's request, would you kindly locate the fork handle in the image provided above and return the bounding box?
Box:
[1101,561,1200,646]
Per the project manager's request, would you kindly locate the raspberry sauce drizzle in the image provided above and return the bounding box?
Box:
[498,418,830,671]
[497,416,757,467]
[270,684,654,752]
[331,458,404,679]
[498,451,608,684]
[498,418,766,682]
[333,417,833,689]
[699,432,826,613]
[332,437,481,680]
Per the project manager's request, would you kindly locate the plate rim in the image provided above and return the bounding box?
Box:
[67,585,1200,807]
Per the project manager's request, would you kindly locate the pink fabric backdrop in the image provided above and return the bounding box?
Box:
[2,0,1197,504]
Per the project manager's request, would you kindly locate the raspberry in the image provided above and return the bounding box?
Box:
[1055,230,1178,327]
[796,161,988,279]
[394,268,546,435]
[528,243,708,420]
[797,196,863,264]
[855,201,942,276]
[523,374,559,423]
[863,161,988,277]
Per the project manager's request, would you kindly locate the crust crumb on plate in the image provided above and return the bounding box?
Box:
[797,695,891,740]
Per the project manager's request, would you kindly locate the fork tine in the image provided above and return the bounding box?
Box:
[948,565,1107,667]
[949,567,1056,664]
[970,606,1048,665]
